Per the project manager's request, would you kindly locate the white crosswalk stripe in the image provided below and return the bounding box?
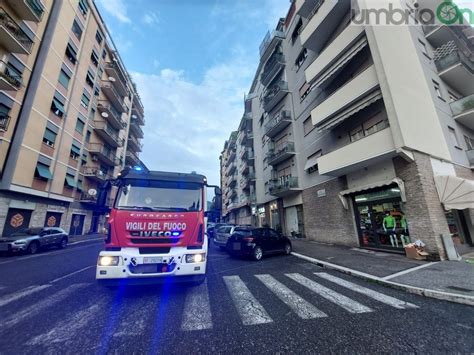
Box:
[113,296,157,338]
[286,273,373,314]
[314,273,419,310]
[223,275,273,325]
[255,274,327,319]
[0,284,51,308]
[0,283,88,330]
[181,280,213,331]
[26,300,107,346]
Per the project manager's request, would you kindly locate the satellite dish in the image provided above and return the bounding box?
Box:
[88,189,97,196]
[108,76,116,82]
[101,112,109,118]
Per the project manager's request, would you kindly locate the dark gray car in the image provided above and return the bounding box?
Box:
[0,227,69,254]
[214,225,238,250]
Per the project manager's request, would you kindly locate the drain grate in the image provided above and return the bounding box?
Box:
[446,286,474,293]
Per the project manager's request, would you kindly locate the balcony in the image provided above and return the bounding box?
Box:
[269,176,300,197]
[227,162,237,176]
[0,112,10,131]
[88,143,118,167]
[261,53,285,87]
[0,60,22,90]
[127,135,142,152]
[305,25,366,88]
[97,101,126,130]
[241,177,252,191]
[311,65,380,130]
[0,7,34,54]
[93,120,124,148]
[467,150,474,167]
[300,0,350,53]
[228,176,237,189]
[450,94,474,130]
[259,30,285,63]
[264,110,292,138]
[126,150,140,166]
[263,81,289,112]
[423,24,474,49]
[79,192,97,204]
[318,128,398,176]
[101,80,126,112]
[227,149,236,165]
[104,61,129,96]
[5,0,44,22]
[267,141,296,166]
[129,118,144,138]
[131,106,145,125]
[81,166,112,182]
[435,48,474,96]
[238,130,254,147]
[240,160,249,174]
[295,0,323,18]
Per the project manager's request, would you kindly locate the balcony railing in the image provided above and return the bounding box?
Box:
[97,101,126,129]
[81,166,112,181]
[261,53,285,86]
[267,141,295,166]
[0,7,34,53]
[259,30,285,58]
[88,143,119,166]
[127,135,143,152]
[104,61,128,94]
[264,110,292,137]
[80,192,97,203]
[5,0,44,21]
[126,150,140,165]
[93,120,124,148]
[101,80,125,112]
[130,118,144,138]
[269,176,299,195]
[435,49,474,74]
[0,60,22,89]
[450,94,474,117]
[467,150,474,166]
[263,81,289,112]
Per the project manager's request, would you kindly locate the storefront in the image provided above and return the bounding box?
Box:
[352,185,410,253]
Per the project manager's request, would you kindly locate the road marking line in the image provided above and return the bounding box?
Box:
[0,285,51,308]
[223,275,272,325]
[50,265,95,284]
[0,283,88,330]
[315,273,419,309]
[381,262,438,280]
[181,280,213,331]
[27,300,107,346]
[255,274,327,319]
[286,273,373,314]
[69,238,103,245]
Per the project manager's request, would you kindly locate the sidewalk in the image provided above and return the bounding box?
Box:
[291,239,474,306]
[68,233,104,243]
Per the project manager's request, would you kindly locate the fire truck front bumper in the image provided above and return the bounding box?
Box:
[96,247,207,283]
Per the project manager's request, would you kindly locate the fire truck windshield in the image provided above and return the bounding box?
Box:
[115,180,203,212]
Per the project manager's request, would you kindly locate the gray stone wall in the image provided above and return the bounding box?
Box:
[393,153,451,260]
[302,177,358,247]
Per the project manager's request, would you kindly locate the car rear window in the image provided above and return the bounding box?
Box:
[233,228,253,236]
[219,227,232,233]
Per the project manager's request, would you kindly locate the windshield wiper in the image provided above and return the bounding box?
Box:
[152,207,189,212]
[117,206,155,211]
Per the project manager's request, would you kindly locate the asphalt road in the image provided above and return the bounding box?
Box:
[0,239,473,354]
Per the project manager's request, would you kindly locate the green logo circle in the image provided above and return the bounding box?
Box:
[437,1,461,24]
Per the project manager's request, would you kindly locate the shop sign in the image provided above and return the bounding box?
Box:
[317,189,326,198]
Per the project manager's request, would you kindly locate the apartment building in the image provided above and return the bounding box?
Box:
[0,0,145,237]
[220,0,474,259]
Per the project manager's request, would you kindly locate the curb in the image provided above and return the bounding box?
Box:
[291,252,474,307]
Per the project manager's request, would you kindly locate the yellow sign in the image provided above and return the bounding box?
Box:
[47,216,56,227]
[10,214,24,228]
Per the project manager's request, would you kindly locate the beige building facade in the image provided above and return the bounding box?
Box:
[0,0,144,236]
[220,0,474,259]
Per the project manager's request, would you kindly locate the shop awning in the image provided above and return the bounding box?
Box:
[434,175,474,210]
[36,164,52,180]
[338,177,406,209]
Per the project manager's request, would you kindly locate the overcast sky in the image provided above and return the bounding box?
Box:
[95,0,290,185]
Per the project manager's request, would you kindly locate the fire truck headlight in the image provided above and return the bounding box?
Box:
[98,256,120,266]
[185,253,206,263]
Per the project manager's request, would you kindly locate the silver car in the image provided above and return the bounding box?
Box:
[0,227,69,254]
[214,225,238,250]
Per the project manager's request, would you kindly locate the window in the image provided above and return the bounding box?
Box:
[64,173,77,188]
[51,94,65,117]
[75,117,85,134]
[85,130,91,143]
[306,150,322,174]
[448,126,460,148]
[291,19,303,44]
[43,128,57,147]
[0,104,10,130]
[464,136,474,150]
[94,86,100,96]
[81,153,88,166]
[89,106,96,120]
[91,50,99,66]
[78,0,88,16]
[448,92,458,102]
[85,70,94,87]
[96,30,103,45]
[70,143,81,160]
[97,66,103,80]
[58,69,70,89]
[80,92,90,108]
[35,162,53,180]
[418,39,430,59]
[349,112,388,143]
[303,116,314,135]
[299,82,311,101]
[71,20,83,40]
[77,178,83,192]
[102,49,106,59]
[350,126,364,142]
[65,43,78,64]
[432,80,443,100]
[295,48,308,70]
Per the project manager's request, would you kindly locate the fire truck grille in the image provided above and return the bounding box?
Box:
[138,247,171,254]
[131,238,180,244]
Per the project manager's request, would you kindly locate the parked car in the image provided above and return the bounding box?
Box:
[0,227,69,255]
[207,223,228,241]
[226,227,292,261]
[214,225,239,250]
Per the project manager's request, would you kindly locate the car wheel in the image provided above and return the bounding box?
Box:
[253,246,263,261]
[284,243,292,255]
[27,242,39,255]
[58,237,68,249]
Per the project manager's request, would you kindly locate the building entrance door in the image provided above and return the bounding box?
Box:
[69,214,85,236]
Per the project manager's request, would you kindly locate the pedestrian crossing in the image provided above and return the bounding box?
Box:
[0,272,419,345]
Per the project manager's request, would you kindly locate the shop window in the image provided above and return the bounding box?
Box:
[65,42,78,64]
[303,116,314,135]
[78,0,88,17]
[80,92,90,109]
[85,69,94,87]
[75,117,85,134]
[91,50,99,67]
[71,20,83,40]
[295,48,308,70]
[70,143,81,160]
[96,30,103,45]
[58,69,70,89]
[42,128,57,147]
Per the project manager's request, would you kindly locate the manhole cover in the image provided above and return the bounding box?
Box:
[446,286,474,293]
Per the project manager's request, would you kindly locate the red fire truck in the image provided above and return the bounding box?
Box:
[95,168,220,285]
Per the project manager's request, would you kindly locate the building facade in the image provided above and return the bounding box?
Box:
[220,0,474,259]
[0,0,145,237]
